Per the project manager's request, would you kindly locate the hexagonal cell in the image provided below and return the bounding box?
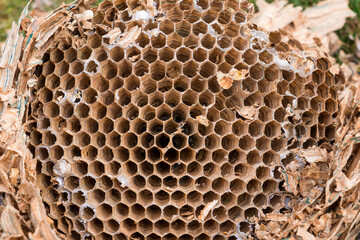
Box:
[45,73,60,90]
[310,97,324,111]
[87,34,102,49]
[244,207,259,220]
[182,89,198,106]
[151,33,166,48]
[237,192,252,209]
[138,218,153,235]
[147,146,162,162]
[120,218,137,235]
[118,59,133,78]
[264,92,281,109]
[242,49,258,65]
[115,203,129,220]
[75,73,90,90]
[43,102,60,118]
[199,34,215,49]
[325,98,337,113]
[97,203,113,221]
[50,48,64,63]
[225,22,240,38]
[100,60,117,79]
[70,61,84,75]
[105,219,120,233]
[142,47,157,64]
[43,61,56,76]
[138,131,155,150]
[109,46,124,62]
[90,102,107,119]
[238,134,255,151]
[88,189,106,206]
[312,69,325,84]
[221,192,236,207]
[219,220,235,235]
[154,161,170,177]
[145,204,161,221]
[128,203,145,221]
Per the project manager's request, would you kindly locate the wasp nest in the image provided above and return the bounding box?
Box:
[27,0,339,239]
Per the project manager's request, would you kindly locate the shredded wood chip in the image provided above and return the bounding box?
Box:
[301,147,328,163]
[115,26,141,48]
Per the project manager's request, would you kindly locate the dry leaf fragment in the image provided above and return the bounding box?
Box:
[334,171,360,192]
[217,69,248,89]
[217,75,233,89]
[0,205,24,237]
[235,106,257,120]
[104,28,122,44]
[301,147,327,163]
[253,0,302,31]
[313,214,331,233]
[296,227,317,240]
[196,115,209,126]
[264,213,288,221]
[280,169,298,195]
[9,168,19,186]
[199,200,218,221]
[74,10,93,22]
[117,26,141,48]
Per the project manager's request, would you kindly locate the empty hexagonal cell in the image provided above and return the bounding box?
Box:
[109,46,124,62]
[325,98,337,113]
[137,189,152,207]
[115,203,129,220]
[182,89,198,106]
[75,73,90,90]
[74,131,90,147]
[43,102,60,118]
[159,19,174,35]
[42,131,56,146]
[70,61,84,75]
[43,61,56,76]
[221,192,236,207]
[118,59,133,78]
[219,220,235,235]
[242,49,258,65]
[151,33,166,48]
[139,218,153,235]
[92,74,109,93]
[146,204,161,221]
[97,203,113,220]
[38,87,53,103]
[264,92,281,109]
[105,219,120,233]
[129,203,145,221]
[88,34,102,49]
[120,218,137,235]
[50,48,64,63]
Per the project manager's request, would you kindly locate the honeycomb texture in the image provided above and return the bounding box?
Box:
[27,0,339,239]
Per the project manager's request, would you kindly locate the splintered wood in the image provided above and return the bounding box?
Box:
[0,0,359,240]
